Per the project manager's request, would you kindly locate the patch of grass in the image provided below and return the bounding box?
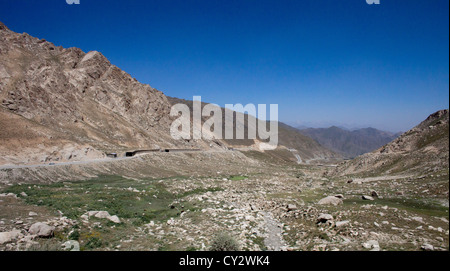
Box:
[344,197,449,217]
[2,175,220,226]
[84,237,103,250]
[253,236,267,251]
[178,187,223,197]
[69,230,80,241]
[379,198,449,217]
[80,230,105,250]
[229,176,248,181]
[317,232,331,241]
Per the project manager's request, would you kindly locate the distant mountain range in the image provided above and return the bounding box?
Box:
[331,109,449,176]
[297,126,402,158]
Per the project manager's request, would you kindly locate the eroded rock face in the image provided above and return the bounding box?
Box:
[0,21,181,165]
[0,27,171,130]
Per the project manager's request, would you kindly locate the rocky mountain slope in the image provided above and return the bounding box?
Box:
[0,21,190,165]
[167,97,341,163]
[0,21,339,165]
[299,126,401,158]
[331,110,449,176]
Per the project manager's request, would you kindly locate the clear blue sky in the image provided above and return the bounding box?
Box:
[0,0,448,132]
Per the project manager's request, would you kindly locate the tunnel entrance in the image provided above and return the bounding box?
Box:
[125,149,161,157]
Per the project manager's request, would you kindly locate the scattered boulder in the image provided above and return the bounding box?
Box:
[28,222,55,238]
[19,235,38,249]
[62,240,80,251]
[108,215,121,224]
[0,193,17,198]
[421,244,434,251]
[411,216,424,224]
[287,204,297,212]
[29,212,38,217]
[318,196,343,206]
[371,191,379,198]
[0,229,21,244]
[93,211,110,219]
[363,240,380,251]
[362,195,374,201]
[167,218,175,226]
[334,194,345,199]
[84,211,121,224]
[335,220,350,228]
[245,215,255,222]
[317,214,333,224]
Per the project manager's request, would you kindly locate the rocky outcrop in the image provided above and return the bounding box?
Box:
[0,21,8,31]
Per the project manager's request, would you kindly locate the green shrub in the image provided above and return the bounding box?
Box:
[69,230,80,241]
[85,237,103,249]
[209,233,240,251]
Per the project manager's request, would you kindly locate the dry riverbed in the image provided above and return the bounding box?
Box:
[0,153,448,251]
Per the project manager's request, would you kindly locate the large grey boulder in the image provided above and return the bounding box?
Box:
[28,222,55,237]
[318,196,343,206]
[0,229,21,244]
[62,240,80,251]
